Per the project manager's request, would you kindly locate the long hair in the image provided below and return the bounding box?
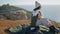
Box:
[33,6,41,11]
[38,11,42,16]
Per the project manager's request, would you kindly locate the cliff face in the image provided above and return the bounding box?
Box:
[4,10,28,20]
[0,4,32,20]
[51,20,60,27]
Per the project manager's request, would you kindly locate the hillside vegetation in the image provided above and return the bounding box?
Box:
[0,4,32,20]
[0,20,60,34]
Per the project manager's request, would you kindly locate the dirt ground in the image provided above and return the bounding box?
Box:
[0,20,60,34]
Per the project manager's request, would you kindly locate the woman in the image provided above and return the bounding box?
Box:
[36,11,52,27]
[36,10,58,34]
[31,1,58,34]
[31,5,52,27]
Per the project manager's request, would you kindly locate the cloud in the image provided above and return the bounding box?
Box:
[38,0,60,5]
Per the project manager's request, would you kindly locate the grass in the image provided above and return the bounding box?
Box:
[0,20,31,34]
[0,20,60,34]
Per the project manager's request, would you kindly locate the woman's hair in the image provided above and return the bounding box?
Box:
[33,6,41,11]
[37,11,42,19]
[36,14,39,19]
[38,11,42,16]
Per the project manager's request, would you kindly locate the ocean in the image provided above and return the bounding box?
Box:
[16,5,60,22]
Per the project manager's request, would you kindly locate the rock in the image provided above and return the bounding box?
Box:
[4,10,28,20]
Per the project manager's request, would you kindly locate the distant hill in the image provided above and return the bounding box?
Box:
[0,4,32,20]
[0,4,31,13]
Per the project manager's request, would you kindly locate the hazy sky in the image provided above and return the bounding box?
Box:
[0,0,60,5]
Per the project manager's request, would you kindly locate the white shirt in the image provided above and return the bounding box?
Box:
[36,18,51,27]
[32,10,40,16]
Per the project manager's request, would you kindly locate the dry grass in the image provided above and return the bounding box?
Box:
[0,20,31,34]
[0,20,60,34]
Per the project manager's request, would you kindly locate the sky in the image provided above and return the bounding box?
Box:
[0,0,60,5]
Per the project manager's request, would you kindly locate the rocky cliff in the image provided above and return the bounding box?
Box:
[0,4,32,20]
